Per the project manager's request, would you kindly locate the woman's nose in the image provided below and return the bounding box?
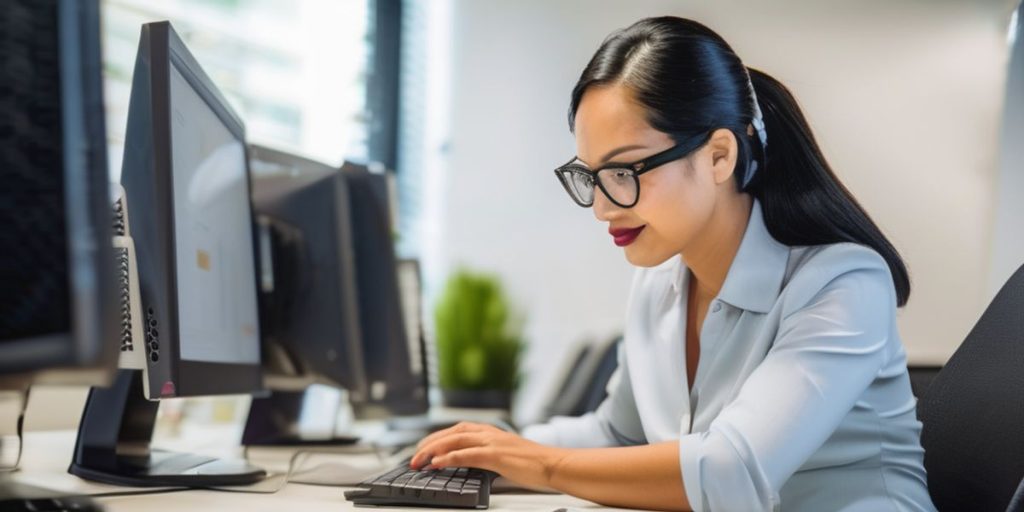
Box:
[592,186,620,222]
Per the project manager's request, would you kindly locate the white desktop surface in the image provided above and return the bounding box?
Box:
[8,429,647,511]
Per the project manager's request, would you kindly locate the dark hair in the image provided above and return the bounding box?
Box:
[569,16,911,307]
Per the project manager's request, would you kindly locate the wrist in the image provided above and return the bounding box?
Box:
[541,446,570,489]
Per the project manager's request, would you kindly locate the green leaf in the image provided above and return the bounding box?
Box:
[433,268,525,391]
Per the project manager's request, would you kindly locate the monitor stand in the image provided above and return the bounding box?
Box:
[241,390,359,447]
[69,369,266,487]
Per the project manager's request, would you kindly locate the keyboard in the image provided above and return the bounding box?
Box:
[0,481,102,511]
[344,458,494,509]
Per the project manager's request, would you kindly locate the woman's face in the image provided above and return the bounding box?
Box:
[573,85,741,267]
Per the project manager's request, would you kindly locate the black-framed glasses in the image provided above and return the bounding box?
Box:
[553,131,712,208]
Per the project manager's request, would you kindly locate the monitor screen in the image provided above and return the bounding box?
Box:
[0,0,117,381]
[168,65,259,365]
[0,0,71,344]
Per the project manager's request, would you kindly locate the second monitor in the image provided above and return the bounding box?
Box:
[249,145,367,398]
[244,146,427,445]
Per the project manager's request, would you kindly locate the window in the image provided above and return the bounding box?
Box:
[102,0,378,179]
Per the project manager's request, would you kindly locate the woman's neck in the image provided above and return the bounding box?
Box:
[682,194,753,300]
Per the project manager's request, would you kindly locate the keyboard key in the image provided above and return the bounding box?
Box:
[403,472,433,497]
[367,466,406,486]
[369,479,392,497]
[445,477,466,493]
[392,472,415,486]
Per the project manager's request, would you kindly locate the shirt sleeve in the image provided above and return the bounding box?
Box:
[678,261,895,512]
[522,342,647,448]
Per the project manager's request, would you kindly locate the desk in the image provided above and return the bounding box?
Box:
[7,430,644,511]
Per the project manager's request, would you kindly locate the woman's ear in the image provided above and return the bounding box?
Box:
[707,128,739,185]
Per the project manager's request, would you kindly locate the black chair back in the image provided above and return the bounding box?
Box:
[917,263,1024,511]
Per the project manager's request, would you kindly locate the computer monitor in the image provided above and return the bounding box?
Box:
[68,20,266,487]
[248,144,367,394]
[1,0,118,506]
[241,145,368,445]
[342,163,427,417]
[0,0,118,388]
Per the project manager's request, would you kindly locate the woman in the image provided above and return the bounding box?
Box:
[411,16,936,512]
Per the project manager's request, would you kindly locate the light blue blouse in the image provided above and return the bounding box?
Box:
[524,200,936,511]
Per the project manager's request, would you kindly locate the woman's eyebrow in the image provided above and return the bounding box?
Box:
[575,144,648,169]
[597,144,647,166]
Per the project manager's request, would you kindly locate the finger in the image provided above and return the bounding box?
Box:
[416,422,483,450]
[417,421,486,449]
[411,432,487,468]
[411,429,459,468]
[431,446,495,470]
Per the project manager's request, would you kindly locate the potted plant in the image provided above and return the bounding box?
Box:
[434,268,524,410]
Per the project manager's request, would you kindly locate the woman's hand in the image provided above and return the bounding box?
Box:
[410,422,568,490]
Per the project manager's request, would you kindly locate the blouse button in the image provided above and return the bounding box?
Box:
[712,301,722,313]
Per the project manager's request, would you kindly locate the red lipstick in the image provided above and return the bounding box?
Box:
[609,225,645,247]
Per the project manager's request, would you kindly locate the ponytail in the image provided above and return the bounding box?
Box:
[746,68,910,306]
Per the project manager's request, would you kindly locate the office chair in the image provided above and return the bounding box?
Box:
[543,341,593,419]
[1010,477,1024,512]
[907,365,943,398]
[917,262,1024,512]
[575,336,621,415]
[544,336,621,420]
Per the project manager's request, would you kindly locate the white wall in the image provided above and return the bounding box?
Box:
[990,3,1024,296]
[431,0,1019,425]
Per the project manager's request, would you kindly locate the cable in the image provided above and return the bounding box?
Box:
[229,441,395,491]
[0,393,328,497]
[80,440,389,498]
[86,487,191,498]
[200,448,312,495]
[70,450,311,499]
[0,387,30,473]
[74,449,310,499]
